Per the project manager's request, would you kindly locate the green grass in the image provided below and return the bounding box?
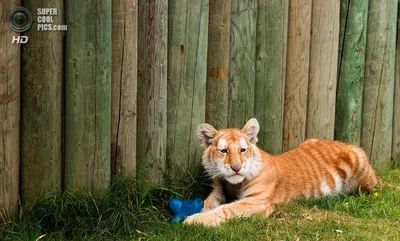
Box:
[1,168,400,241]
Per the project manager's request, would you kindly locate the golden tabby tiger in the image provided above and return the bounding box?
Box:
[184,118,381,226]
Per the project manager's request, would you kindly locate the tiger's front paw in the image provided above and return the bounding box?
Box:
[183,213,221,227]
[202,200,221,213]
[201,204,219,213]
[201,207,212,213]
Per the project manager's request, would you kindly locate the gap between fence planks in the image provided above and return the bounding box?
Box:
[393,1,400,165]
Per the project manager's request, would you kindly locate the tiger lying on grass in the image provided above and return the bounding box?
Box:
[184,118,382,226]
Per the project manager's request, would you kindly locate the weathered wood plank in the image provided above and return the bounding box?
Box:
[362,0,398,170]
[0,0,20,219]
[206,0,231,130]
[111,0,137,177]
[228,0,256,128]
[282,0,312,151]
[21,0,63,203]
[334,0,369,145]
[137,0,168,183]
[167,0,208,178]
[255,0,288,154]
[392,1,400,165]
[65,0,112,192]
[306,0,340,140]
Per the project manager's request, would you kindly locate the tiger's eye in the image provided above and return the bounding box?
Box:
[240,148,246,153]
[220,149,228,154]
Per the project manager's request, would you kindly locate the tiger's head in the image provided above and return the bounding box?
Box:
[197,118,263,184]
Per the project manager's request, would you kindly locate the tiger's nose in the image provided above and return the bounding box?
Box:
[230,164,242,173]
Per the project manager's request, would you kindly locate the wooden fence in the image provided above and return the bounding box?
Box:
[1,0,399,220]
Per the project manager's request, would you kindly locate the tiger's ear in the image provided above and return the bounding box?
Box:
[241,118,259,144]
[197,123,218,148]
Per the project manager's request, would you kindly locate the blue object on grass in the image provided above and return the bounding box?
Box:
[169,198,204,223]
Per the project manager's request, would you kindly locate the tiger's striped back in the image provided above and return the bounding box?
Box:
[268,139,379,203]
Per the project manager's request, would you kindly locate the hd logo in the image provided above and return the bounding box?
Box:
[11,36,28,44]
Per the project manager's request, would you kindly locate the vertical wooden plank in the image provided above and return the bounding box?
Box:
[21,0,63,203]
[334,0,369,145]
[255,0,288,154]
[393,1,400,165]
[0,0,20,219]
[65,0,112,192]
[362,0,398,170]
[137,0,168,183]
[228,0,257,128]
[111,0,137,177]
[306,0,340,140]
[167,0,208,178]
[282,0,312,151]
[206,0,231,130]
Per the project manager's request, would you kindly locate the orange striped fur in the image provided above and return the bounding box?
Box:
[184,118,381,226]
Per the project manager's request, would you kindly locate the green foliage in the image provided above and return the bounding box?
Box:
[1,169,400,240]
[0,174,211,240]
